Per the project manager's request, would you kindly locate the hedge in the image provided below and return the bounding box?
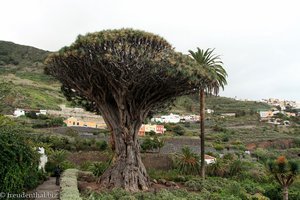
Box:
[60,169,82,200]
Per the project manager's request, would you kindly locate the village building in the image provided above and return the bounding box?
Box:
[151,113,201,123]
[38,110,47,115]
[285,112,296,117]
[206,109,214,114]
[13,108,26,117]
[204,155,216,165]
[64,117,107,129]
[181,114,200,122]
[138,124,165,136]
[259,110,274,121]
[13,108,47,117]
[151,113,181,123]
[220,113,236,117]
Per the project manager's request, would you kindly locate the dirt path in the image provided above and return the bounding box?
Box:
[32,177,60,200]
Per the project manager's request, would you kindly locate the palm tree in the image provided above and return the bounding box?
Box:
[174,146,200,175]
[267,156,299,200]
[49,150,67,166]
[189,48,227,178]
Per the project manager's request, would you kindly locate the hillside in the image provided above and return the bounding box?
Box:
[0,40,49,67]
[0,41,65,114]
[171,94,271,115]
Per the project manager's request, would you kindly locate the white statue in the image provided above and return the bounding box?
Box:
[37,147,48,172]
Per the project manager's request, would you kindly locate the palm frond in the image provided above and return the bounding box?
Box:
[189,48,227,95]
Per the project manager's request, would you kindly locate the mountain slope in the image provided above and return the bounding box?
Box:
[171,94,271,115]
[0,40,49,67]
[0,41,65,114]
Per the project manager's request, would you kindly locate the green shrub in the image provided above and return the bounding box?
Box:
[173,124,185,136]
[263,184,281,200]
[119,195,137,200]
[141,136,164,153]
[25,111,38,119]
[0,125,40,192]
[89,162,109,177]
[240,179,265,195]
[61,161,76,170]
[213,125,228,132]
[65,128,79,137]
[109,188,129,199]
[60,169,82,200]
[184,122,191,128]
[148,169,192,182]
[97,140,108,151]
[222,134,230,142]
[229,159,244,176]
[184,178,204,191]
[45,161,56,175]
[80,161,94,171]
[214,143,224,151]
[87,193,114,200]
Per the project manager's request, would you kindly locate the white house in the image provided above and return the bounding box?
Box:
[13,108,25,117]
[151,113,181,123]
[220,113,236,117]
[206,109,214,114]
[38,110,47,115]
[204,155,216,165]
[259,111,273,119]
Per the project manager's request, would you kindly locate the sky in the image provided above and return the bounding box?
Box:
[1,0,300,101]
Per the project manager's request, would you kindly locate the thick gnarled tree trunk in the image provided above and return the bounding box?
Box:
[99,128,149,191]
[98,105,150,192]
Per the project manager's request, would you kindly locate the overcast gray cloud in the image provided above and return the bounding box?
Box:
[1,0,299,101]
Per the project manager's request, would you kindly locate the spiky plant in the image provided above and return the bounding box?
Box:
[174,146,200,175]
[267,156,299,200]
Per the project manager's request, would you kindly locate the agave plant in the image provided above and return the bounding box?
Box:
[174,146,200,175]
[89,162,109,177]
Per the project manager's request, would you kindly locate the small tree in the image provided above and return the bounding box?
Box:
[141,136,164,153]
[267,156,299,200]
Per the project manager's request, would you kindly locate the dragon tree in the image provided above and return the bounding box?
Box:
[45,29,209,191]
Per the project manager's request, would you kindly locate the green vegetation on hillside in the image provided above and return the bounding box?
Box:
[0,40,49,67]
[0,82,64,114]
[172,94,271,114]
[0,41,66,114]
